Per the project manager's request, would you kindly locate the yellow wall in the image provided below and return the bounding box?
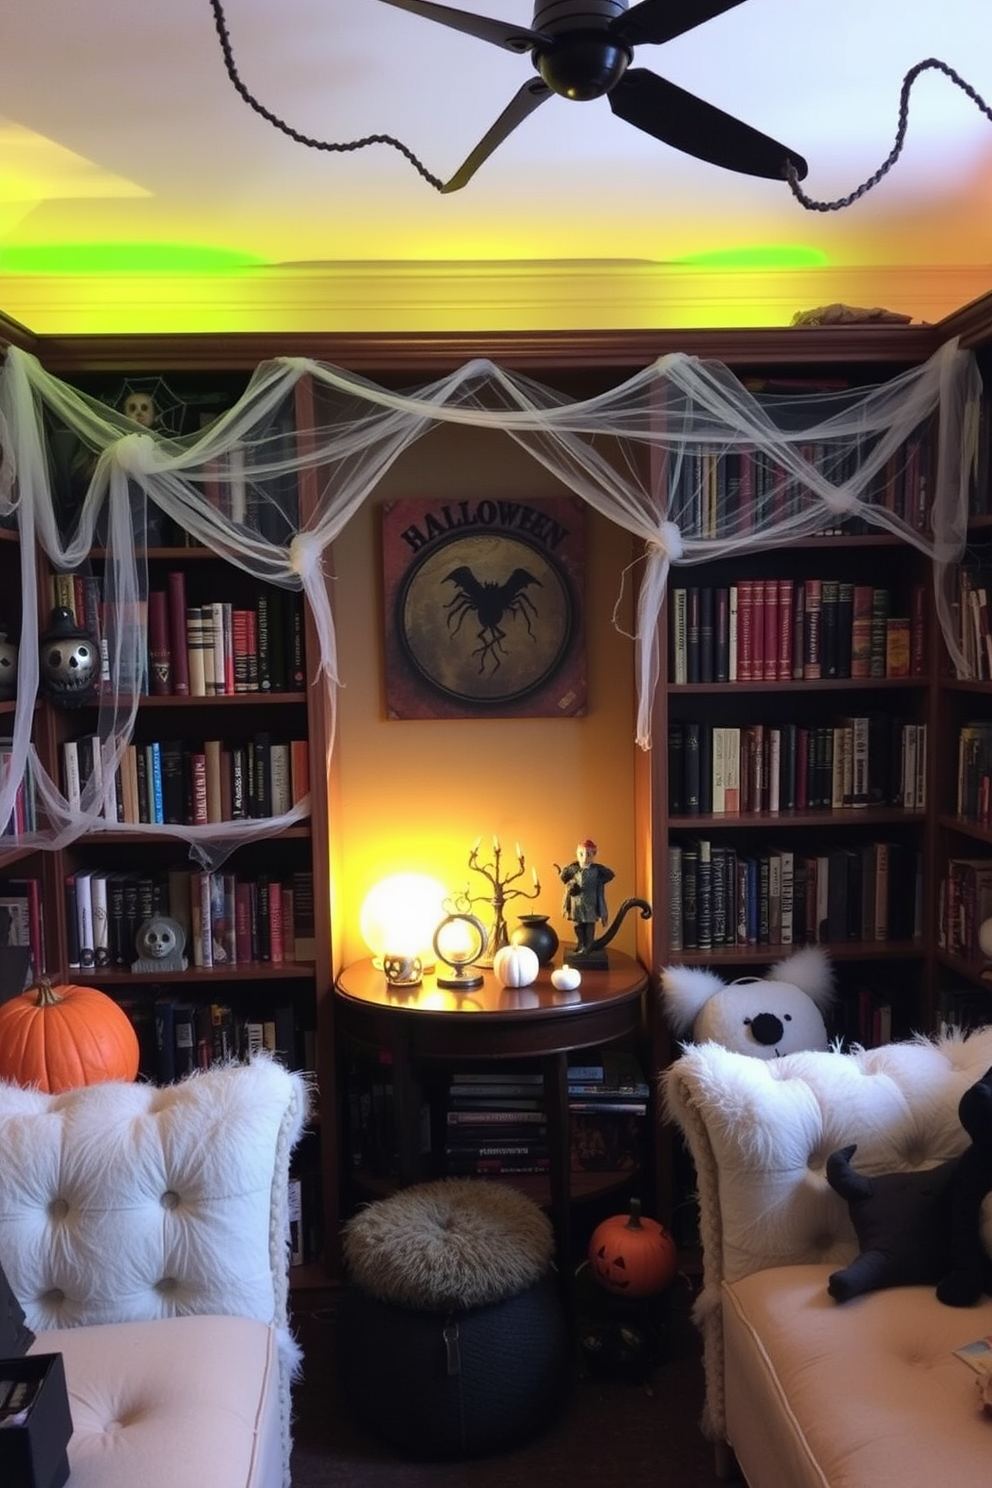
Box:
[331,419,638,967]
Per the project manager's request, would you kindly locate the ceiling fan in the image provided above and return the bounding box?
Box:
[377,0,809,192]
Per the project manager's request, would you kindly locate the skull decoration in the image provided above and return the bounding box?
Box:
[131,913,188,973]
[39,606,99,707]
[0,629,17,702]
[382,953,423,988]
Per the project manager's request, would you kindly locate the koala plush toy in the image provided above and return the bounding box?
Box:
[660,945,834,1059]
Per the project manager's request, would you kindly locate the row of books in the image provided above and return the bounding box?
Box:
[444,1051,649,1176]
[124,992,311,1085]
[956,721,992,825]
[0,878,45,985]
[948,554,992,681]
[62,732,309,826]
[935,984,992,1036]
[832,982,899,1050]
[937,857,992,960]
[0,741,38,837]
[148,575,305,697]
[668,839,922,952]
[669,579,924,685]
[668,717,927,817]
[662,424,934,541]
[48,570,306,699]
[64,866,316,971]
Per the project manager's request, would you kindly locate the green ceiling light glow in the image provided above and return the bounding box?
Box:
[674,245,829,269]
[2,243,267,274]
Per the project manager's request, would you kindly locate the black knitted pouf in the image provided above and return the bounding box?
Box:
[337,1179,571,1459]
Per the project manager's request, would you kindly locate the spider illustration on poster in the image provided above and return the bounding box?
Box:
[381,496,586,720]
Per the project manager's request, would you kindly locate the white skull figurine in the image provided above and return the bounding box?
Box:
[132,913,188,972]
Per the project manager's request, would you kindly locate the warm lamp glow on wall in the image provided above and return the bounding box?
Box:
[359,874,449,983]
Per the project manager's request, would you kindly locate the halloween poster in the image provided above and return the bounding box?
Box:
[381,496,586,720]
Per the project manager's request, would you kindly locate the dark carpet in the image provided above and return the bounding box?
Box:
[288,1274,722,1488]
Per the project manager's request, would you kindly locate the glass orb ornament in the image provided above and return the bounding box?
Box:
[39,606,100,707]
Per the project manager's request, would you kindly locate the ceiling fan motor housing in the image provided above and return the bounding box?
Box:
[531,0,631,99]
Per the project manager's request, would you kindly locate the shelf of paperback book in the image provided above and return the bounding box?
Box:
[668,808,926,829]
[668,940,924,968]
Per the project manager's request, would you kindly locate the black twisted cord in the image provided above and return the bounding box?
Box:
[786,57,992,211]
[207,0,445,191]
[207,6,991,207]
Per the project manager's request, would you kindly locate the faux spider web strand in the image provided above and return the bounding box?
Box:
[207,0,445,191]
[786,58,992,212]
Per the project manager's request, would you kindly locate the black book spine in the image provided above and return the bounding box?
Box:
[287,592,306,690]
[686,587,701,684]
[668,724,684,814]
[696,839,713,951]
[64,874,80,971]
[681,845,699,950]
[160,740,186,825]
[698,586,714,684]
[684,723,701,815]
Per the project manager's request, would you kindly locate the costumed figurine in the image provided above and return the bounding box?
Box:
[660,945,834,1059]
[556,839,615,954]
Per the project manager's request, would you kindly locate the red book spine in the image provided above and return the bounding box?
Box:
[910,582,927,676]
[850,584,873,679]
[148,589,172,695]
[762,578,779,681]
[235,881,253,964]
[269,883,284,964]
[166,571,190,695]
[736,578,754,682]
[751,579,766,680]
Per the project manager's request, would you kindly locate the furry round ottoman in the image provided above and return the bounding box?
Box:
[337,1179,571,1459]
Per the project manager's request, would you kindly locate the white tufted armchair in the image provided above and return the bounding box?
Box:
[663,1026,992,1487]
[0,1057,309,1488]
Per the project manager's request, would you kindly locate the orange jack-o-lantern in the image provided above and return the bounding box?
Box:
[588,1199,677,1298]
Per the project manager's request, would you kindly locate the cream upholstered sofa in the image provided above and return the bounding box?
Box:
[663,1027,992,1488]
[0,1056,308,1488]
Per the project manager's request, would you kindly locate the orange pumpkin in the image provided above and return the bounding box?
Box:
[588,1199,678,1298]
[0,977,140,1093]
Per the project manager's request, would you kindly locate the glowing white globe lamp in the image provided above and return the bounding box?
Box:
[359,873,449,972]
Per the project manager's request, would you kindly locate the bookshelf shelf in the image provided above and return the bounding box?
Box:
[73,961,315,983]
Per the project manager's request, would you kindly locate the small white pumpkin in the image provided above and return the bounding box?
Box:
[551,964,582,992]
[493,943,539,989]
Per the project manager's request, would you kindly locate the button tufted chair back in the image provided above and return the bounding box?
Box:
[663,1025,992,1441]
[0,1057,308,1334]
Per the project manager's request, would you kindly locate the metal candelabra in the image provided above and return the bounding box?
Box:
[464,836,541,966]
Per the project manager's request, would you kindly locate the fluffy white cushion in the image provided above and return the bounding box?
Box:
[663,1026,992,1440]
[0,1057,308,1488]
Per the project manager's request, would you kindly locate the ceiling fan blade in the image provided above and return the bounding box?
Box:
[441,79,552,192]
[609,68,807,180]
[612,0,747,48]
[375,0,548,52]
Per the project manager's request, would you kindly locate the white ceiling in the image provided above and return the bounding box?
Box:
[2,0,991,335]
